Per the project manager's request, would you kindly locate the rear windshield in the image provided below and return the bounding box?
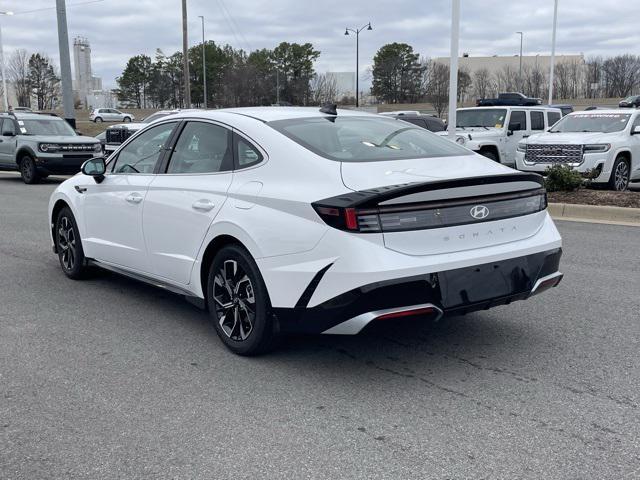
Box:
[549,113,631,133]
[19,118,76,136]
[269,116,471,162]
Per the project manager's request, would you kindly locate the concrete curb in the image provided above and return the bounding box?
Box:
[549,202,640,226]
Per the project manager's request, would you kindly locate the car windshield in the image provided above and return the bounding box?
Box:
[456,109,507,128]
[142,112,171,123]
[549,113,631,133]
[19,118,76,136]
[622,96,638,103]
[269,116,471,162]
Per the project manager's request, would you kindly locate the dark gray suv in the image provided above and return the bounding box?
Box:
[0,113,101,184]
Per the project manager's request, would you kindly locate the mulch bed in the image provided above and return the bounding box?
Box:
[548,188,640,208]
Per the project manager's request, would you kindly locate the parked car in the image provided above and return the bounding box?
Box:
[438,106,563,165]
[548,104,574,116]
[516,109,640,191]
[89,108,135,123]
[0,112,101,184]
[381,112,445,133]
[618,95,640,108]
[477,92,542,107]
[48,107,563,355]
[13,106,34,113]
[103,109,198,155]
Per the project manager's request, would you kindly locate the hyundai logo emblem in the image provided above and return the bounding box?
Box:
[470,205,490,219]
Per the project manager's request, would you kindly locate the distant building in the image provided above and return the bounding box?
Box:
[326,71,355,98]
[73,37,109,108]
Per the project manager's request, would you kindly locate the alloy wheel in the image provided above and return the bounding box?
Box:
[212,259,256,341]
[614,161,629,191]
[21,159,33,183]
[57,216,77,271]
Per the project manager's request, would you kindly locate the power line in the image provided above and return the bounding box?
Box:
[13,0,106,16]
[216,0,251,52]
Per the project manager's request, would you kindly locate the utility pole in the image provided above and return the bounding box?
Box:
[0,11,12,112]
[447,0,460,139]
[548,0,558,104]
[181,0,191,107]
[516,31,523,91]
[198,15,207,108]
[55,0,75,128]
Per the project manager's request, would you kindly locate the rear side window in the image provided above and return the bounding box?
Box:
[530,111,544,131]
[166,121,232,174]
[426,119,445,132]
[547,111,561,127]
[400,118,427,129]
[235,134,263,169]
[269,116,471,162]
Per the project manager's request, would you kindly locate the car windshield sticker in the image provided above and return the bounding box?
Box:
[573,114,626,119]
[20,127,27,134]
[18,120,24,125]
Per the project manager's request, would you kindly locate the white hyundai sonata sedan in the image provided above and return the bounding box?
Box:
[48,107,563,355]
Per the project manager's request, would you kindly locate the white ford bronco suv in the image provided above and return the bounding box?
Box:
[515,109,640,191]
[441,106,563,166]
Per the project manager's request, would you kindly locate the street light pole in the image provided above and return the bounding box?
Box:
[344,22,372,108]
[55,0,75,128]
[447,0,460,139]
[198,15,207,108]
[516,31,523,91]
[181,0,191,107]
[0,11,13,112]
[548,0,559,104]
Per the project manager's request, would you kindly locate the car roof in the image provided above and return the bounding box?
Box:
[458,106,560,111]
[165,106,378,123]
[7,112,63,120]
[567,108,638,115]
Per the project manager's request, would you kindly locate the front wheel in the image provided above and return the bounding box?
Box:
[479,150,499,162]
[55,207,89,279]
[207,245,278,355]
[609,157,630,191]
[20,155,40,184]
[123,116,131,123]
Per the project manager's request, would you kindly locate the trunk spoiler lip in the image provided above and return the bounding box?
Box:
[321,172,545,209]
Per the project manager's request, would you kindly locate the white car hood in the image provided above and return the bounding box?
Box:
[526,132,617,145]
[340,154,514,191]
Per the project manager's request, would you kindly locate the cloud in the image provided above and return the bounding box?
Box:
[1,0,637,89]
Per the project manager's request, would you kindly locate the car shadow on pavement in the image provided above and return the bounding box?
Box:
[0,174,68,185]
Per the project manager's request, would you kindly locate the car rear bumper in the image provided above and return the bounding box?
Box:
[273,247,562,335]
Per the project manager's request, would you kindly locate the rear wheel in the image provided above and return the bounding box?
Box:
[94,117,103,123]
[20,155,40,184]
[123,116,131,123]
[207,245,278,355]
[609,156,630,191]
[55,207,89,279]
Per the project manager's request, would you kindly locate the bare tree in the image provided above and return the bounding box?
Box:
[426,62,449,117]
[602,54,640,98]
[583,56,603,98]
[493,65,519,93]
[9,49,31,107]
[28,53,60,110]
[473,67,494,100]
[310,73,338,104]
[521,63,546,99]
[457,66,472,102]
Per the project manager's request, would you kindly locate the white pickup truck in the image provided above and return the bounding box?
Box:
[516,109,640,191]
[440,106,563,166]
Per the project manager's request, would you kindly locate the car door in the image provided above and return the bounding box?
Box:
[80,121,178,273]
[504,110,528,165]
[0,119,18,165]
[529,110,545,136]
[628,115,640,180]
[143,120,234,284]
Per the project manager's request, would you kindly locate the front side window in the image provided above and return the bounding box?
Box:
[549,113,631,133]
[111,122,176,174]
[530,111,544,131]
[18,118,76,136]
[509,111,527,131]
[166,121,232,174]
[269,116,470,162]
[457,109,507,128]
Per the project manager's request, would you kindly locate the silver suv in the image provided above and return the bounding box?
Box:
[0,113,102,184]
[89,108,134,123]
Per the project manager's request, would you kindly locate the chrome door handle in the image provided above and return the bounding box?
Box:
[192,199,215,211]
[125,193,143,204]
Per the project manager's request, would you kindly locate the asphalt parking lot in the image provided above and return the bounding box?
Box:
[1,172,639,479]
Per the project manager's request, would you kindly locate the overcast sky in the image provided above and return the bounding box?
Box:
[2,0,639,89]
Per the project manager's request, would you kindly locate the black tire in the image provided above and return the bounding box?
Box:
[55,207,89,279]
[608,156,630,191]
[94,117,103,123]
[123,116,131,123]
[207,245,278,355]
[480,150,498,162]
[20,155,40,184]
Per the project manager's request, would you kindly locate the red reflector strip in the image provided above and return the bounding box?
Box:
[376,307,436,321]
[344,208,358,230]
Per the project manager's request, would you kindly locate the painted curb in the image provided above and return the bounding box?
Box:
[549,202,640,226]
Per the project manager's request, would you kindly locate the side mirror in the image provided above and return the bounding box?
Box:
[81,157,106,183]
[508,122,522,134]
[75,130,83,135]
[631,126,640,135]
[2,130,15,137]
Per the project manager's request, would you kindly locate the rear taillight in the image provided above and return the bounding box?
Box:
[313,205,382,232]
